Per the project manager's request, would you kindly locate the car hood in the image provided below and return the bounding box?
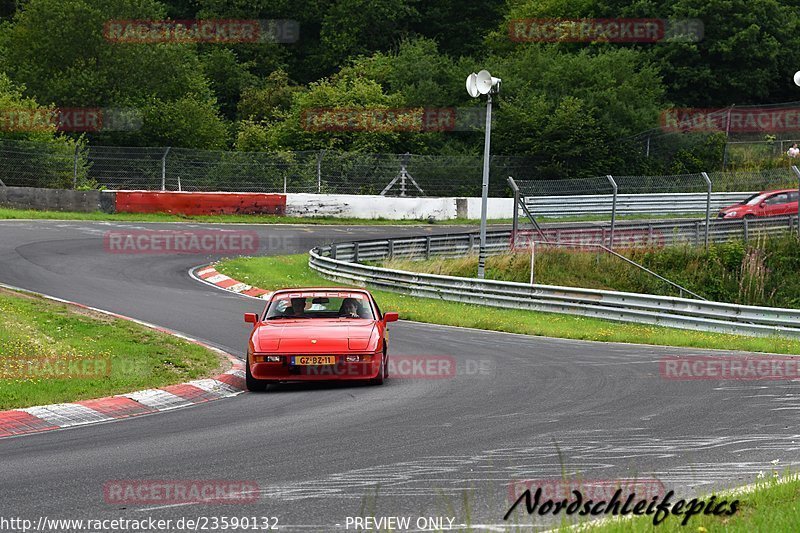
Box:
[719,204,743,213]
[253,320,377,352]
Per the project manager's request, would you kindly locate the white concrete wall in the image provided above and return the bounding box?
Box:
[285,194,457,220]
[286,194,515,220]
[465,197,515,220]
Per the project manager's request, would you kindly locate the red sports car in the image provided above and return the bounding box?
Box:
[243,288,398,391]
[718,189,799,219]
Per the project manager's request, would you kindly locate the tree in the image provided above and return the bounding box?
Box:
[0,0,228,148]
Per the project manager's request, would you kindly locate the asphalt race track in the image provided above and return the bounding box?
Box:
[1,220,799,531]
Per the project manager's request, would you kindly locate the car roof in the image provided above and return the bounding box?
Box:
[270,287,371,296]
[760,189,797,195]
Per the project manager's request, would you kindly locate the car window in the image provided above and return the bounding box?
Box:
[742,193,763,205]
[766,193,789,205]
[264,292,375,320]
[789,191,799,202]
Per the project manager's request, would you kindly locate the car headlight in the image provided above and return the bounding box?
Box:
[724,211,737,217]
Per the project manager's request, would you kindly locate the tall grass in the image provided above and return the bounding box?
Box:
[383,233,800,308]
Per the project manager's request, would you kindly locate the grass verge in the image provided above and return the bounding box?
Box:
[216,254,800,355]
[0,207,510,225]
[0,287,222,410]
[0,206,706,225]
[382,233,800,309]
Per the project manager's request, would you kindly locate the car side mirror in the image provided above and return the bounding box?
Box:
[383,312,399,323]
[244,312,258,325]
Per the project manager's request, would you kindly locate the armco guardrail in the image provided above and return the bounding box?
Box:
[310,221,800,338]
[325,216,800,259]
[525,192,753,217]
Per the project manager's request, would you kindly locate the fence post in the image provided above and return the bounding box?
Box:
[73,144,80,189]
[283,174,287,194]
[701,172,712,249]
[606,175,618,248]
[743,217,749,242]
[792,166,800,238]
[316,150,324,193]
[511,183,519,249]
[161,147,171,191]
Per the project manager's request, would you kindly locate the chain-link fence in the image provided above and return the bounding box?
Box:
[509,166,800,248]
[1,138,798,213]
[0,140,540,196]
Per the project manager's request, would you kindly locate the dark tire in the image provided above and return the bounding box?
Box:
[246,357,269,392]
[369,353,387,386]
[744,214,756,220]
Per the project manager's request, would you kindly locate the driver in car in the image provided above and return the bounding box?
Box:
[339,298,362,318]
[285,297,307,317]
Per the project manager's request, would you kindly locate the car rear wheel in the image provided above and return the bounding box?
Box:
[744,214,755,220]
[369,353,387,386]
[246,356,269,392]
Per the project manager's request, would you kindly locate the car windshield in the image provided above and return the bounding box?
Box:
[741,193,764,205]
[264,291,374,320]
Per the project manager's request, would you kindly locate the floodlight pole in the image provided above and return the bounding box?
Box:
[477,92,492,279]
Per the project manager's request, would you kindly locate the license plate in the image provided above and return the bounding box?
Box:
[291,356,336,365]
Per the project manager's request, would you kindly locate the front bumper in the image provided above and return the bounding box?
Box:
[249,354,382,381]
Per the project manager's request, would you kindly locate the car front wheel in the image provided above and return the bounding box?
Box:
[369,353,387,386]
[246,356,269,392]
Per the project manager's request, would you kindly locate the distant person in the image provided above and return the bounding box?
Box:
[788,143,799,158]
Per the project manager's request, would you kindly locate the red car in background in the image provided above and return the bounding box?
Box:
[718,189,799,219]
[243,288,398,391]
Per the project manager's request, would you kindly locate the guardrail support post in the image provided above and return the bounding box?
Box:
[469,234,475,253]
[743,218,749,242]
[701,172,712,250]
[387,239,394,260]
[161,147,171,191]
[792,165,800,238]
[606,175,617,248]
[425,236,431,259]
[353,242,359,263]
[330,244,337,259]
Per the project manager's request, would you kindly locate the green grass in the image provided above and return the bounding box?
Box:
[216,254,800,355]
[0,206,710,225]
[565,475,800,532]
[0,288,222,409]
[0,207,511,225]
